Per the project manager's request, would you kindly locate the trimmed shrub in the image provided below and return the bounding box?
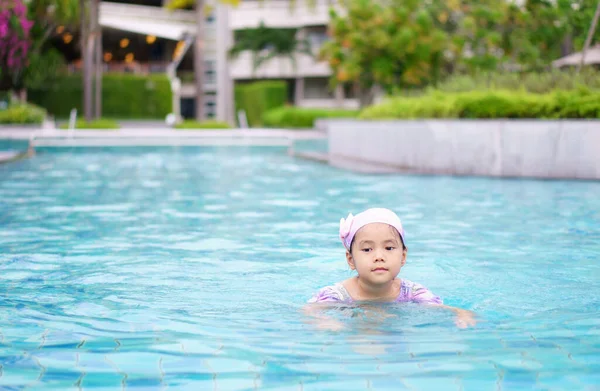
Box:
[361,90,600,120]
[59,119,120,129]
[360,92,460,120]
[0,102,46,124]
[28,73,172,119]
[454,91,556,119]
[434,69,600,94]
[235,80,287,127]
[175,120,231,129]
[263,106,359,128]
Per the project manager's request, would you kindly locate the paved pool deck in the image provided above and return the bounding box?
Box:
[0,127,328,164]
[0,127,325,155]
[0,149,35,164]
[0,151,20,161]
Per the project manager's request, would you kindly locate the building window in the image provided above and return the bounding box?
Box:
[180,98,217,119]
[206,11,215,23]
[205,70,215,85]
[304,77,333,100]
[343,83,356,99]
[305,26,329,53]
[181,98,195,119]
[204,60,216,84]
[205,100,216,118]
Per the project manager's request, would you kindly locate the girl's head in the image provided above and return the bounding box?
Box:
[340,208,406,252]
[339,208,407,283]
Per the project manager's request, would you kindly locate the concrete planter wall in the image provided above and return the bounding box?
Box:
[326,120,600,180]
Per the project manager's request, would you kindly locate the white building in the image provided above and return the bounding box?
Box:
[98,0,357,123]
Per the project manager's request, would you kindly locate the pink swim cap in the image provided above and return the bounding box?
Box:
[339,208,406,250]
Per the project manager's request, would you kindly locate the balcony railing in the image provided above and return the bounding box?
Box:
[177,71,217,88]
[68,61,171,75]
[229,0,341,29]
[228,51,330,79]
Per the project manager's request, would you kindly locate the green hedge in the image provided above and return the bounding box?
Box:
[433,69,600,94]
[360,92,458,119]
[263,106,360,128]
[361,89,600,119]
[0,102,47,124]
[28,73,172,119]
[59,118,120,129]
[175,120,231,129]
[234,80,287,127]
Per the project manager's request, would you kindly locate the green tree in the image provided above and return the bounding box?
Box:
[23,48,66,90]
[509,0,600,69]
[0,0,33,94]
[2,1,82,101]
[558,0,600,51]
[578,0,600,70]
[320,0,449,107]
[28,0,79,53]
[23,0,79,92]
[519,0,566,65]
[453,1,508,75]
[228,22,313,76]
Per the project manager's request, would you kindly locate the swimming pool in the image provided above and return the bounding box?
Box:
[1,146,599,390]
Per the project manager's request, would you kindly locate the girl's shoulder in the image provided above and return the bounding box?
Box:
[307,282,352,303]
[400,279,443,305]
[400,278,419,291]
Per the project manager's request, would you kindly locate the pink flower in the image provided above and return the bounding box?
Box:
[0,0,32,76]
[20,18,32,33]
[339,213,354,242]
[12,2,24,14]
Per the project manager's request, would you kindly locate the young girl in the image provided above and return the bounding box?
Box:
[307,208,476,328]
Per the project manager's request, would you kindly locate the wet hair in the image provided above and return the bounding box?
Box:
[349,225,406,254]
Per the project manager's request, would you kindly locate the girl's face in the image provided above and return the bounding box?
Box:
[346,223,407,285]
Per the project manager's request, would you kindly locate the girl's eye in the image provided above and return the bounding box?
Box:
[361,248,372,253]
[386,247,395,251]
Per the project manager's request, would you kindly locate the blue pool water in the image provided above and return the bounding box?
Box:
[1,146,599,390]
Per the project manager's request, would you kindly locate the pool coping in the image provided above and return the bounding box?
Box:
[0,128,327,147]
[0,148,35,164]
[0,128,326,148]
[0,151,21,162]
[291,151,418,174]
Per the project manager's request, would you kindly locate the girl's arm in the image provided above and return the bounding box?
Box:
[411,283,477,328]
[437,304,477,328]
[302,303,345,331]
[302,285,349,330]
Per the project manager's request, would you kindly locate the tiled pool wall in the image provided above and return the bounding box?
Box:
[0,138,29,151]
[290,138,328,154]
[326,120,600,179]
[22,139,327,158]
